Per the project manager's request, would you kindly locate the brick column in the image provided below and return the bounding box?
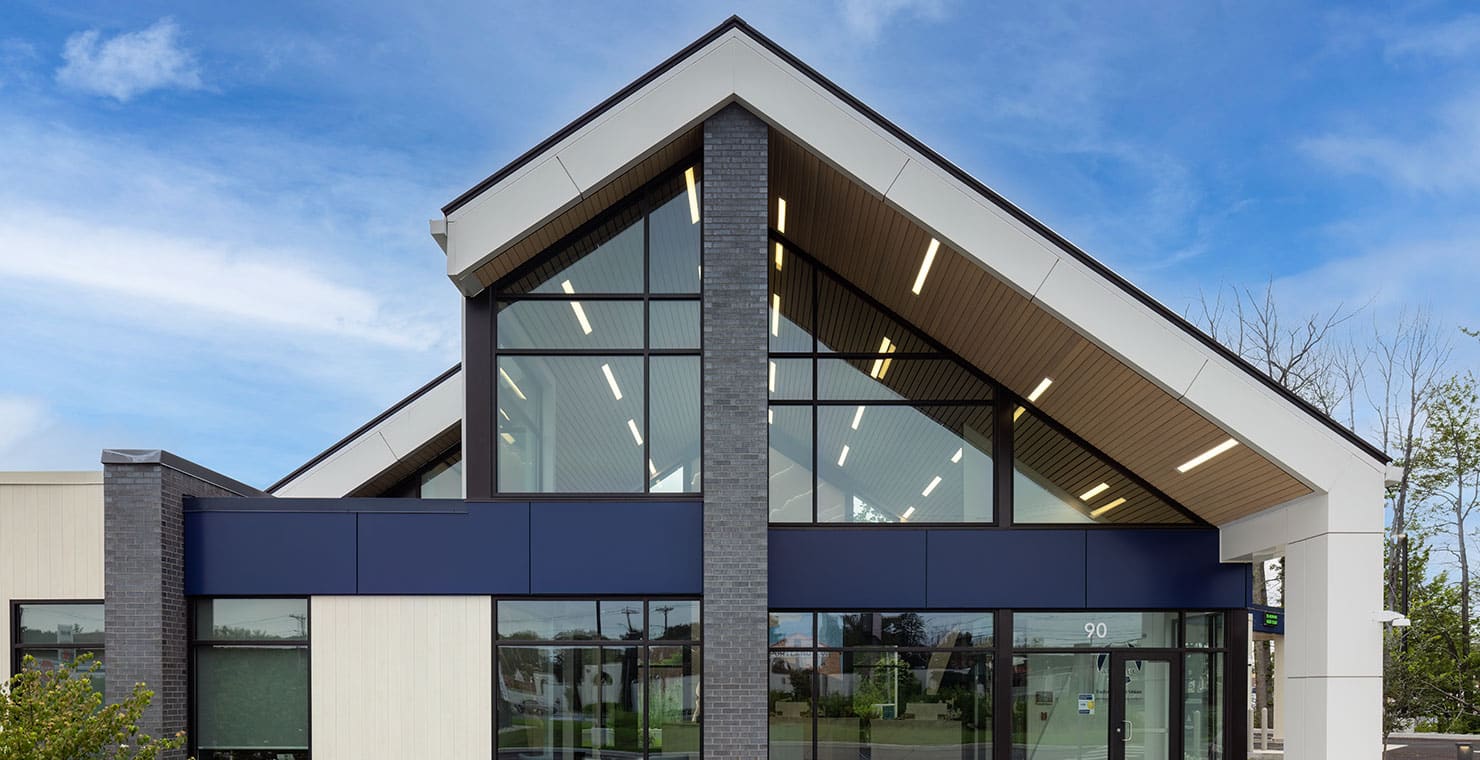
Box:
[701,104,769,758]
[103,450,260,758]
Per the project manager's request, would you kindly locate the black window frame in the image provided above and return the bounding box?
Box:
[9,598,105,681]
[189,596,312,760]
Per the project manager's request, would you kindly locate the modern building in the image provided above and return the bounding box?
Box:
[2,17,1390,760]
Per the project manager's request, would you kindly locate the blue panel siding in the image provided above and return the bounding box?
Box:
[529,501,702,595]
[769,530,928,608]
[184,511,357,595]
[770,527,1245,610]
[358,502,530,594]
[1085,529,1246,608]
[925,530,1087,608]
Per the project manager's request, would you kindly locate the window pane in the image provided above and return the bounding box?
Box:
[505,213,645,295]
[650,646,701,759]
[419,454,463,499]
[818,405,993,524]
[600,602,647,641]
[1013,410,1192,525]
[497,646,601,755]
[769,650,814,760]
[498,356,645,493]
[815,275,935,355]
[17,603,103,644]
[600,647,645,755]
[1185,653,1224,760]
[813,650,989,759]
[818,358,992,401]
[832,612,993,649]
[769,250,813,353]
[769,406,812,523]
[1186,612,1225,649]
[650,180,701,294]
[18,648,104,694]
[650,356,701,493]
[650,300,700,349]
[770,358,812,400]
[1013,612,1179,648]
[769,612,814,649]
[195,646,309,750]
[498,299,643,350]
[194,599,308,641]
[1013,653,1109,759]
[499,600,599,640]
[650,600,700,641]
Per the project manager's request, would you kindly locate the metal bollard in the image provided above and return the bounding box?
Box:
[1458,742,1473,760]
[1260,708,1268,750]
[1248,709,1254,753]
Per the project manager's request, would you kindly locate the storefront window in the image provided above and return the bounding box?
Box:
[12,602,105,694]
[192,598,310,760]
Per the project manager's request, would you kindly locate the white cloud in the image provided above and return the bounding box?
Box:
[56,17,203,101]
[1302,92,1480,193]
[1385,14,1480,61]
[0,396,49,455]
[838,0,947,42]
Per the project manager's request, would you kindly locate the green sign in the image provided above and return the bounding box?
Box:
[1263,612,1280,627]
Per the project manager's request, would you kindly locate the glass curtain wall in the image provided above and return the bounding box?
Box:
[768,611,994,759]
[192,598,311,760]
[494,165,702,495]
[11,601,105,693]
[768,244,995,524]
[496,599,701,759]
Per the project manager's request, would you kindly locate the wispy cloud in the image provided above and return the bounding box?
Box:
[1302,92,1480,193]
[56,17,203,101]
[838,0,947,42]
[1384,13,1480,61]
[0,396,49,456]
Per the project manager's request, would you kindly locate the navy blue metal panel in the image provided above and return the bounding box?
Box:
[187,496,465,513]
[769,530,928,608]
[358,502,530,594]
[185,511,357,595]
[1085,529,1245,608]
[529,502,702,595]
[926,530,1088,608]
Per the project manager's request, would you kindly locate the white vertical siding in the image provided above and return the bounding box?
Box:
[0,472,105,678]
[311,595,492,760]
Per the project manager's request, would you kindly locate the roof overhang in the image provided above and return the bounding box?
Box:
[434,17,1386,520]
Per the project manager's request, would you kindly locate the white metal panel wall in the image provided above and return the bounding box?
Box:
[311,596,492,760]
[0,472,105,677]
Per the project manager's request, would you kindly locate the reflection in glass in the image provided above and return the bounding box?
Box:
[499,601,599,641]
[1013,653,1108,760]
[769,612,814,649]
[817,358,991,402]
[817,405,992,523]
[195,646,310,753]
[17,603,104,644]
[1185,612,1224,649]
[770,358,812,400]
[498,299,644,350]
[498,356,644,493]
[599,601,647,641]
[507,215,645,295]
[1125,659,1174,760]
[194,599,308,641]
[650,357,700,493]
[1185,653,1224,760]
[649,646,701,759]
[650,301,700,349]
[418,453,463,499]
[1014,612,1179,649]
[769,249,813,353]
[649,182,701,294]
[650,601,700,641]
[829,612,993,649]
[497,646,642,757]
[768,650,814,760]
[17,648,104,694]
[769,406,813,523]
[1013,410,1192,525]
[815,650,991,760]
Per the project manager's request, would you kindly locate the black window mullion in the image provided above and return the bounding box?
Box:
[643,188,652,494]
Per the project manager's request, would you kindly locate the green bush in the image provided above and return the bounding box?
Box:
[0,654,187,760]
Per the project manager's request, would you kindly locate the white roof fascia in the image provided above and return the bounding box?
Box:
[438,24,1381,495]
[272,369,464,498]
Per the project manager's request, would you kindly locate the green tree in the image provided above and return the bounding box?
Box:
[1412,373,1480,659]
[0,654,186,760]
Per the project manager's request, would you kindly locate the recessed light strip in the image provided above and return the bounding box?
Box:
[901,506,916,522]
[771,294,782,337]
[921,475,942,497]
[851,406,865,430]
[498,367,527,400]
[769,360,777,393]
[601,363,623,400]
[951,448,963,463]
[837,445,850,467]
[774,242,784,270]
[1027,377,1053,403]
[685,167,700,224]
[777,197,787,234]
[1177,438,1240,473]
[561,280,593,335]
[1079,483,1110,501]
[627,419,644,446]
[1090,497,1127,518]
[911,238,940,295]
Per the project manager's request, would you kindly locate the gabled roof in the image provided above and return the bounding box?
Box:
[434,16,1385,513]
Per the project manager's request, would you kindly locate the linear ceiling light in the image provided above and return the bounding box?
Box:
[922,475,942,497]
[601,363,623,400]
[1079,482,1110,501]
[901,506,916,522]
[627,418,644,446]
[911,238,940,295]
[869,337,896,379]
[768,408,774,425]
[1090,497,1127,518]
[769,360,777,393]
[649,460,658,477]
[1177,438,1240,473]
[777,197,787,233]
[951,448,963,463]
[498,367,527,400]
[851,406,865,430]
[774,242,784,270]
[837,445,851,467]
[499,408,510,421]
[685,167,700,224]
[1027,377,1053,403]
[772,294,782,336]
[561,280,593,335]
[1013,405,1025,421]
[500,432,516,445]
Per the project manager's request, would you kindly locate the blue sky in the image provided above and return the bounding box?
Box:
[1,1,1476,488]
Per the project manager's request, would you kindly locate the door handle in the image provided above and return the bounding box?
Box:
[1123,719,1133,742]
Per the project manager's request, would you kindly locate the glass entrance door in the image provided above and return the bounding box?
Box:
[1110,653,1178,760]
